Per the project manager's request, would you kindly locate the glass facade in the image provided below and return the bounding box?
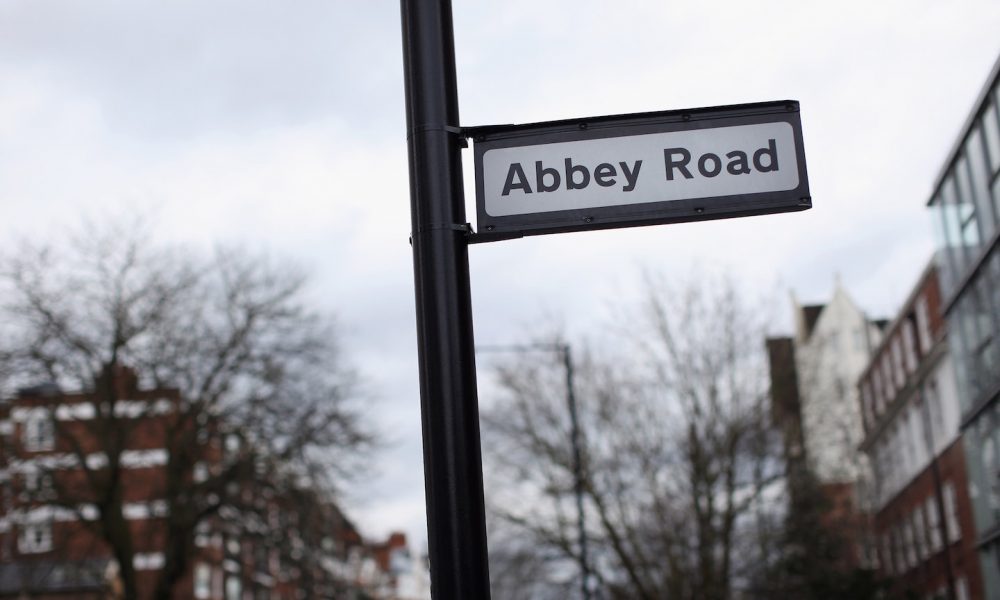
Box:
[931,74,1000,410]
[930,59,1000,596]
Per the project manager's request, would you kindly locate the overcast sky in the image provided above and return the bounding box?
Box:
[2,1,1000,550]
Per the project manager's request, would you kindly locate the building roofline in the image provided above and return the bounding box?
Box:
[927,52,1000,206]
[856,255,938,383]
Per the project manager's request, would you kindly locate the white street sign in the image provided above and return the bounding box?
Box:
[470,101,810,240]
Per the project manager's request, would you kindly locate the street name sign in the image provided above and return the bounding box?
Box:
[470,100,810,240]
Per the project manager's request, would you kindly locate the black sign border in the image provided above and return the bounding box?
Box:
[468,100,810,243]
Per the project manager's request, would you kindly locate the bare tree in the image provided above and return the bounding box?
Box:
[485,510,577,600]
[481,272,784,600]
[0,222,374,600]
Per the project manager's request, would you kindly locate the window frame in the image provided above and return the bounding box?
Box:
[943,481,962,544]
[18,520,53,554]
[926,495,943,553]
[194,563,212,599]
[22,412,55,452]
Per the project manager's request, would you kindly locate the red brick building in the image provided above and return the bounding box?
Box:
[0,374,408,599]
[858,262,983,599]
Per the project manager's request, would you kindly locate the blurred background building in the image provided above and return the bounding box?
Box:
[0,376,425,600]
[858,262,981,599]
[767,279,885,568]
[927,51,1000,598]
[769,52,1000,600]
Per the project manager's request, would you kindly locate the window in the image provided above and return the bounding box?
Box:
[902,320,918,372]
[933,196,962,296]
[23,468,39,493]
[899,409,917,476]
[910,405,928,470]
[956,576,970,600]
[963,278,999,397]
[926,496,943,553]
[992,253,1000,344]
[903,518,917,569]
[983,102,1000,172]
[861,382,875,431]
[993,174,1000,228]
[886,426,901,493]
[943,482,962,544]
[859,535,879,570]
[966,128,997,239]
[194,462,209,483]
[891,337,906,388]
[874,444,888,501]
[881,534,894,575]
[225,434,240,457]
[915,296,933,354]
[827,330,840,352]
[982,435,1000,519]
[21,468,52,501]
[194,523,210,548]
[871,369,885,415]
[941,175,977,275]
[895,522,908,570]
[23,413,54,452]
[912,509,927,561]
[873,369,885,414]
[892,527,905,574]
[882,432,895,494]
[213,567,224,599]
[881,357,896,398]
[942,178,973,277]
[955,157,982,252]
[225,576,241,600]
[853,328,867,351]
[955,577,971,600]
[924,377,944,450]
[194,564,211,599]
[254,543,269,573]
[18,521,52,554]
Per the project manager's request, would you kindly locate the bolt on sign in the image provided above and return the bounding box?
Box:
[469,100,810,240]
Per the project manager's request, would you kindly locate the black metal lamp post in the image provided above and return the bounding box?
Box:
[400,1,491,597]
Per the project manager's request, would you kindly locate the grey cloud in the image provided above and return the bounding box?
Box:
[0,1,403,140]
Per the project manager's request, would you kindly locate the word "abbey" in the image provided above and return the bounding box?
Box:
[501,159,642,196]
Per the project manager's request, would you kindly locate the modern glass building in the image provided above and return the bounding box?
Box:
[929,53,1000,596]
